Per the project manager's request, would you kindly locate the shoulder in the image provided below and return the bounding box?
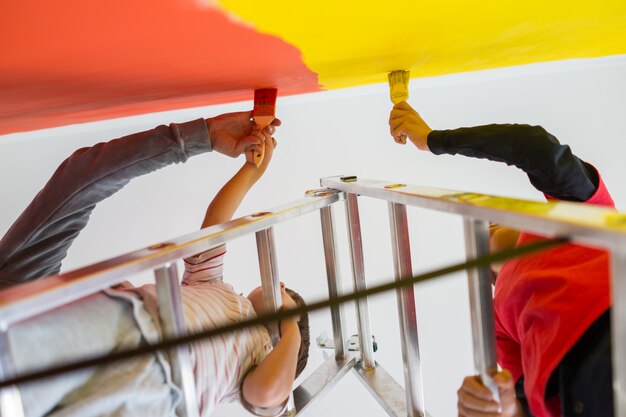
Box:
[182,244,227,283]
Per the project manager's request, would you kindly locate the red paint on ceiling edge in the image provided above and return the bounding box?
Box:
[0,1,320,135]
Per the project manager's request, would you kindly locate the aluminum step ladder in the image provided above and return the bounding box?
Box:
[2,176,626,417]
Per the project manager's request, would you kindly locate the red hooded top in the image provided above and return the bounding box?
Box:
[494,171,614,417]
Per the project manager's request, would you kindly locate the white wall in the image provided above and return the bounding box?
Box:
[1,55,625,417]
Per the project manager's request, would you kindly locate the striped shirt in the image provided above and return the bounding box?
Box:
[120,244,272,416]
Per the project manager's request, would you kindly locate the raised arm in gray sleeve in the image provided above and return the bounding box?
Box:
[0,119,211,288]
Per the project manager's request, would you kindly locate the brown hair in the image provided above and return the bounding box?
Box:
[285,288,310,379]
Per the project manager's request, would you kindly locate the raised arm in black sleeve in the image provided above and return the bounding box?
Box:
[427,124,598,202]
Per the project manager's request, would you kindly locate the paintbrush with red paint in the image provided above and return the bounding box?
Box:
[247,88,278,167]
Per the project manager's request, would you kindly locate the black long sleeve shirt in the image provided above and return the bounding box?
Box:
[427,124,599,201]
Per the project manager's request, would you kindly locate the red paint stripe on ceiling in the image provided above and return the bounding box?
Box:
[0,1,320,134]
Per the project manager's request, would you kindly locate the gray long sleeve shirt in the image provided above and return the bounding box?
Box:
[0,118,211,288]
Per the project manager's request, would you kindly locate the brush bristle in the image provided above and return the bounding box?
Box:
[388,70,410,104]
[253,88,278,129]
[254,88,278,108]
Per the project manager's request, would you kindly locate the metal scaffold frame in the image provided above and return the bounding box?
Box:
[1,176,626,417]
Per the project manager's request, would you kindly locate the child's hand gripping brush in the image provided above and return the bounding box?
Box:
[247,88,278,167]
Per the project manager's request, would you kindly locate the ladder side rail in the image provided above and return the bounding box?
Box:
[255,227,296,416]
[463,218,500,404]
[320,177,626,250]
[155,263,199,417]
[388,202,426,417]
[319,205,348,360]
[0,193,341,327]
[611,248,626,417]
[345,193,376,370]
[256,227,283,345]
[0,328,25,417]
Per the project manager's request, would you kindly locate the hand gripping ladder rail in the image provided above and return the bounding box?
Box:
[1,176,626,417]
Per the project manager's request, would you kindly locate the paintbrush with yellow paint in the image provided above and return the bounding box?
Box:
[247,88,278,167]
[388,70,410,144]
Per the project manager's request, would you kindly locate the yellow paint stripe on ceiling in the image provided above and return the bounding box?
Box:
[218,0,626,89]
